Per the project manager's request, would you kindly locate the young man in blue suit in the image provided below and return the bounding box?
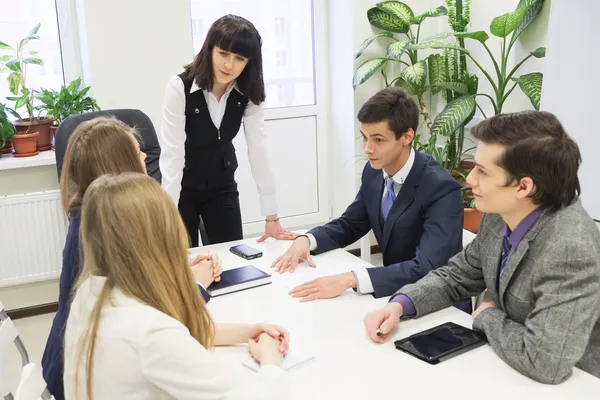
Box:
[271,87,465,301]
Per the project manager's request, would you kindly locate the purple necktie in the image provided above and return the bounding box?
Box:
[381,176,396,221]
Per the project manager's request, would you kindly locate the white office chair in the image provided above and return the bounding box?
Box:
[0,300,54,400]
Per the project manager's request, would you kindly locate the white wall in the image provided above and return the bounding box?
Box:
[541,0,600,220]
[76,0,193,127]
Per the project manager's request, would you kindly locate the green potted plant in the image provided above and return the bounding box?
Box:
[36,77,101,139]
[0,24,54,156]
[0,103,15,155]
[428,0,546,232]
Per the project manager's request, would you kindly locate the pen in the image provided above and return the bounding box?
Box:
[376,328,382,336]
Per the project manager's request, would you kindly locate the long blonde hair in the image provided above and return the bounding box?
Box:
[60,117,145,212]
[75,173,214,399]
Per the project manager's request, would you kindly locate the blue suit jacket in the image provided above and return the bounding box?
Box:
[309,150,464,298]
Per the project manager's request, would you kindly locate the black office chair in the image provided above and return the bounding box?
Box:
[54,109,209,245]
[55,109,161,182]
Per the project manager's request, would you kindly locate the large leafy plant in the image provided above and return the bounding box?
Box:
[353,1,455,129]
[36,77,101,124]
[0,24,44,122]
[430,0,546,138]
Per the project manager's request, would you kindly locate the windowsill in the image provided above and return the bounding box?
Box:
[0,150,57,171]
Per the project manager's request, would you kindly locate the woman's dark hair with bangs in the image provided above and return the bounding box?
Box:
[185,14,265,105]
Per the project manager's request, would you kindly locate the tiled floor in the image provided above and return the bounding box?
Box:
[2,313,55,394]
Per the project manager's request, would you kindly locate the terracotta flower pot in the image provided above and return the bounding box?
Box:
[464,207,483,234]
[12,132,40,157]
[0,140,13,154]
[13,117,54,152]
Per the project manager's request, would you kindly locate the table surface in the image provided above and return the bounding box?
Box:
[192,237,600,400]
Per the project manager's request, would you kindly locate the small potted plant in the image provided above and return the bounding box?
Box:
[36,77,101,139]
[1,24,54,156]
[0,103,15,156]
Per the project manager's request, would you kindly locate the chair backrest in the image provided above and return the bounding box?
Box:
[0,300,53,400]
[54,109,162,183]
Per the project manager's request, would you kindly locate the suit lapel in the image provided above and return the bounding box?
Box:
[485,235,504,301]
[497,209,550,306]
[498,241,530,308]
[381,151,427,251]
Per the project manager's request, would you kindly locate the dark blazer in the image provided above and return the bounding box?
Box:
[41,211,210,400]
[309,150,464,298]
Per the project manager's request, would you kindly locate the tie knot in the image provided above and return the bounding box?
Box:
[386,176,395,192]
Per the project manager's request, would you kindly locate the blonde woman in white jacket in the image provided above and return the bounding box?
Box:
[63,172,289,400]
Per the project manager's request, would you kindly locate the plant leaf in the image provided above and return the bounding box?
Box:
[355,32,396,59]
[386,39,411,60]
[28,50,40,56]
[432,82,469,95]
[394,77,420,96]
[512,72,543,110]
[353,58,387,89]
[408,41,468,53]
[413,6,448,24]
[15,98,26,110]
[0,55,12,62]
[511,0,545,44]
[531,47,545,58]
[5,60,21,72]
[430,95,476,136]
[376,1,415,27]
[427,54,445,94]
[8,72,20,95]
[490,7,530,38]
[399,60,427,92]
[367,7,408,33]
[0,41,13,50]
[466,73,479,95]
[23,57,43,66]
[27,23,41,37]
[454,31,489,43]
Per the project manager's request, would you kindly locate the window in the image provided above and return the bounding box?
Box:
[189,0,315,109]
[275,50,287,68]
[274,16,287,36]
[0,0,65,107]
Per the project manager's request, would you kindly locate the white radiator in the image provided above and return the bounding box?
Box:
[0,190,67,287]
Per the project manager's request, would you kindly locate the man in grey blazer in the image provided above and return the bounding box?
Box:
[364,110,600,384]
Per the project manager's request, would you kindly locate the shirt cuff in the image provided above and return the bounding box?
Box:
[352,267,374,294]
[305,234,318,251]
[390,294,416,318]
[259,192,278,217]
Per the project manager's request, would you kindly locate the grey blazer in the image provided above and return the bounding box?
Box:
[396,199,600,384]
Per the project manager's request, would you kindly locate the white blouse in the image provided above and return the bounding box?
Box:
[159,75,278,216]
[64,276,289,400]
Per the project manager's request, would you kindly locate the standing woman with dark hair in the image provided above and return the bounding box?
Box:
[160,14,293,246]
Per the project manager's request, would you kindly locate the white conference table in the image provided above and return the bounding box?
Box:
[192,237,600,400]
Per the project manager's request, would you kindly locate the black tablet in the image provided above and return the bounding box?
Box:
[394,322,487,365]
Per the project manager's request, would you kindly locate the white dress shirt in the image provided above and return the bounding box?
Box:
[159,75,278,216]
[307,147,415,294]
[64,276,289,400]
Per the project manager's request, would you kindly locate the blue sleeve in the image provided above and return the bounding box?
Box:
[198,284,211,303]
[367,184,463,298]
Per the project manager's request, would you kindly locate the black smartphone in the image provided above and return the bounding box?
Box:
[229,244,263,260]
[394,322,487,365]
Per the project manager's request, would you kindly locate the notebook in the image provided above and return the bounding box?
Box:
[206,265,271,297]
[243,350,315,372]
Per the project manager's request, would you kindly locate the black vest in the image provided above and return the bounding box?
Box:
[178,72,249,190]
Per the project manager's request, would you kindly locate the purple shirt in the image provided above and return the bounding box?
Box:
[391,207,544,318]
